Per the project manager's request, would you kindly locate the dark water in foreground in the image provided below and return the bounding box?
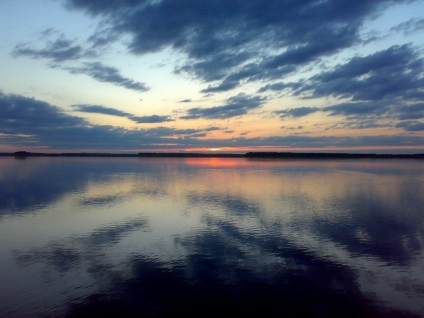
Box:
[0,157,423,317]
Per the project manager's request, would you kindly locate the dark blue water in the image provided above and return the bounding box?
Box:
[0,157,423,317]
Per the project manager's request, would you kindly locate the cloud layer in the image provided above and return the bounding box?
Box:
[1,92,422,151]
[63,0,412,93]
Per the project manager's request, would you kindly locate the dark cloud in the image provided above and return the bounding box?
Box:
[276,107,320,118]
[64,0,409,92]
[181,93,265,120]
[275,101,424,133]
[66,62,148,92]
[295,44,424,101]
[65,0,142,14]
[271,45,424,133]
[0,93,197,149]
[130,115,174,123]
[324,102,390,117]
[13,37,87,62]
[74,104,132,117]
[204,126,221,132]
[179,52,253,84]
[200,79,240,94]
[258,82,303,94]
[262,45,424,116]
[396,121,424,132]
[178,99,192,103]
[0,93,86,136]
[397,103,424,120]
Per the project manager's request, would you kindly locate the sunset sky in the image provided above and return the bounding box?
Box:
[1,0,423,153]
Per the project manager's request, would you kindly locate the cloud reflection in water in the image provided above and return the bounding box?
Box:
[0,157,423,317]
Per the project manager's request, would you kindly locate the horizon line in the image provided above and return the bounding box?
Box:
[2,151,423,159]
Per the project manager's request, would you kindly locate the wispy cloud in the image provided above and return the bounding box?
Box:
[130,115,174,124]
[66,62,148,92]
[390,18,424,35]
[74,104,133,117]
[74,104,172,123]
[13,32,149,93]
[181,94,265,120]
[13,36,88,62]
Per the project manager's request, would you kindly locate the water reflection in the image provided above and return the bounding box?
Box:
[0,157,423,317]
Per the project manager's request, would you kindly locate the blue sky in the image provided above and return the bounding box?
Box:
[1,0,423,153]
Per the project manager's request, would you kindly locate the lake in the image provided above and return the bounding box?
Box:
[0,157,423,317]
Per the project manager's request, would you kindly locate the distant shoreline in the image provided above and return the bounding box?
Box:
[1,151,423,159]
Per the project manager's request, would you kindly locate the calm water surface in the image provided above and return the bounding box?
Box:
[0,157,423,317]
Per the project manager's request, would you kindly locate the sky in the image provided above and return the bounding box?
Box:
[0,0,424,153]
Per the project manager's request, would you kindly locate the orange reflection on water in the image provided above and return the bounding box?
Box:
[184,157,250,167]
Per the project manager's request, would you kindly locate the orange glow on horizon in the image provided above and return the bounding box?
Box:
[1,145,423,155]
[182,145,424,154]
